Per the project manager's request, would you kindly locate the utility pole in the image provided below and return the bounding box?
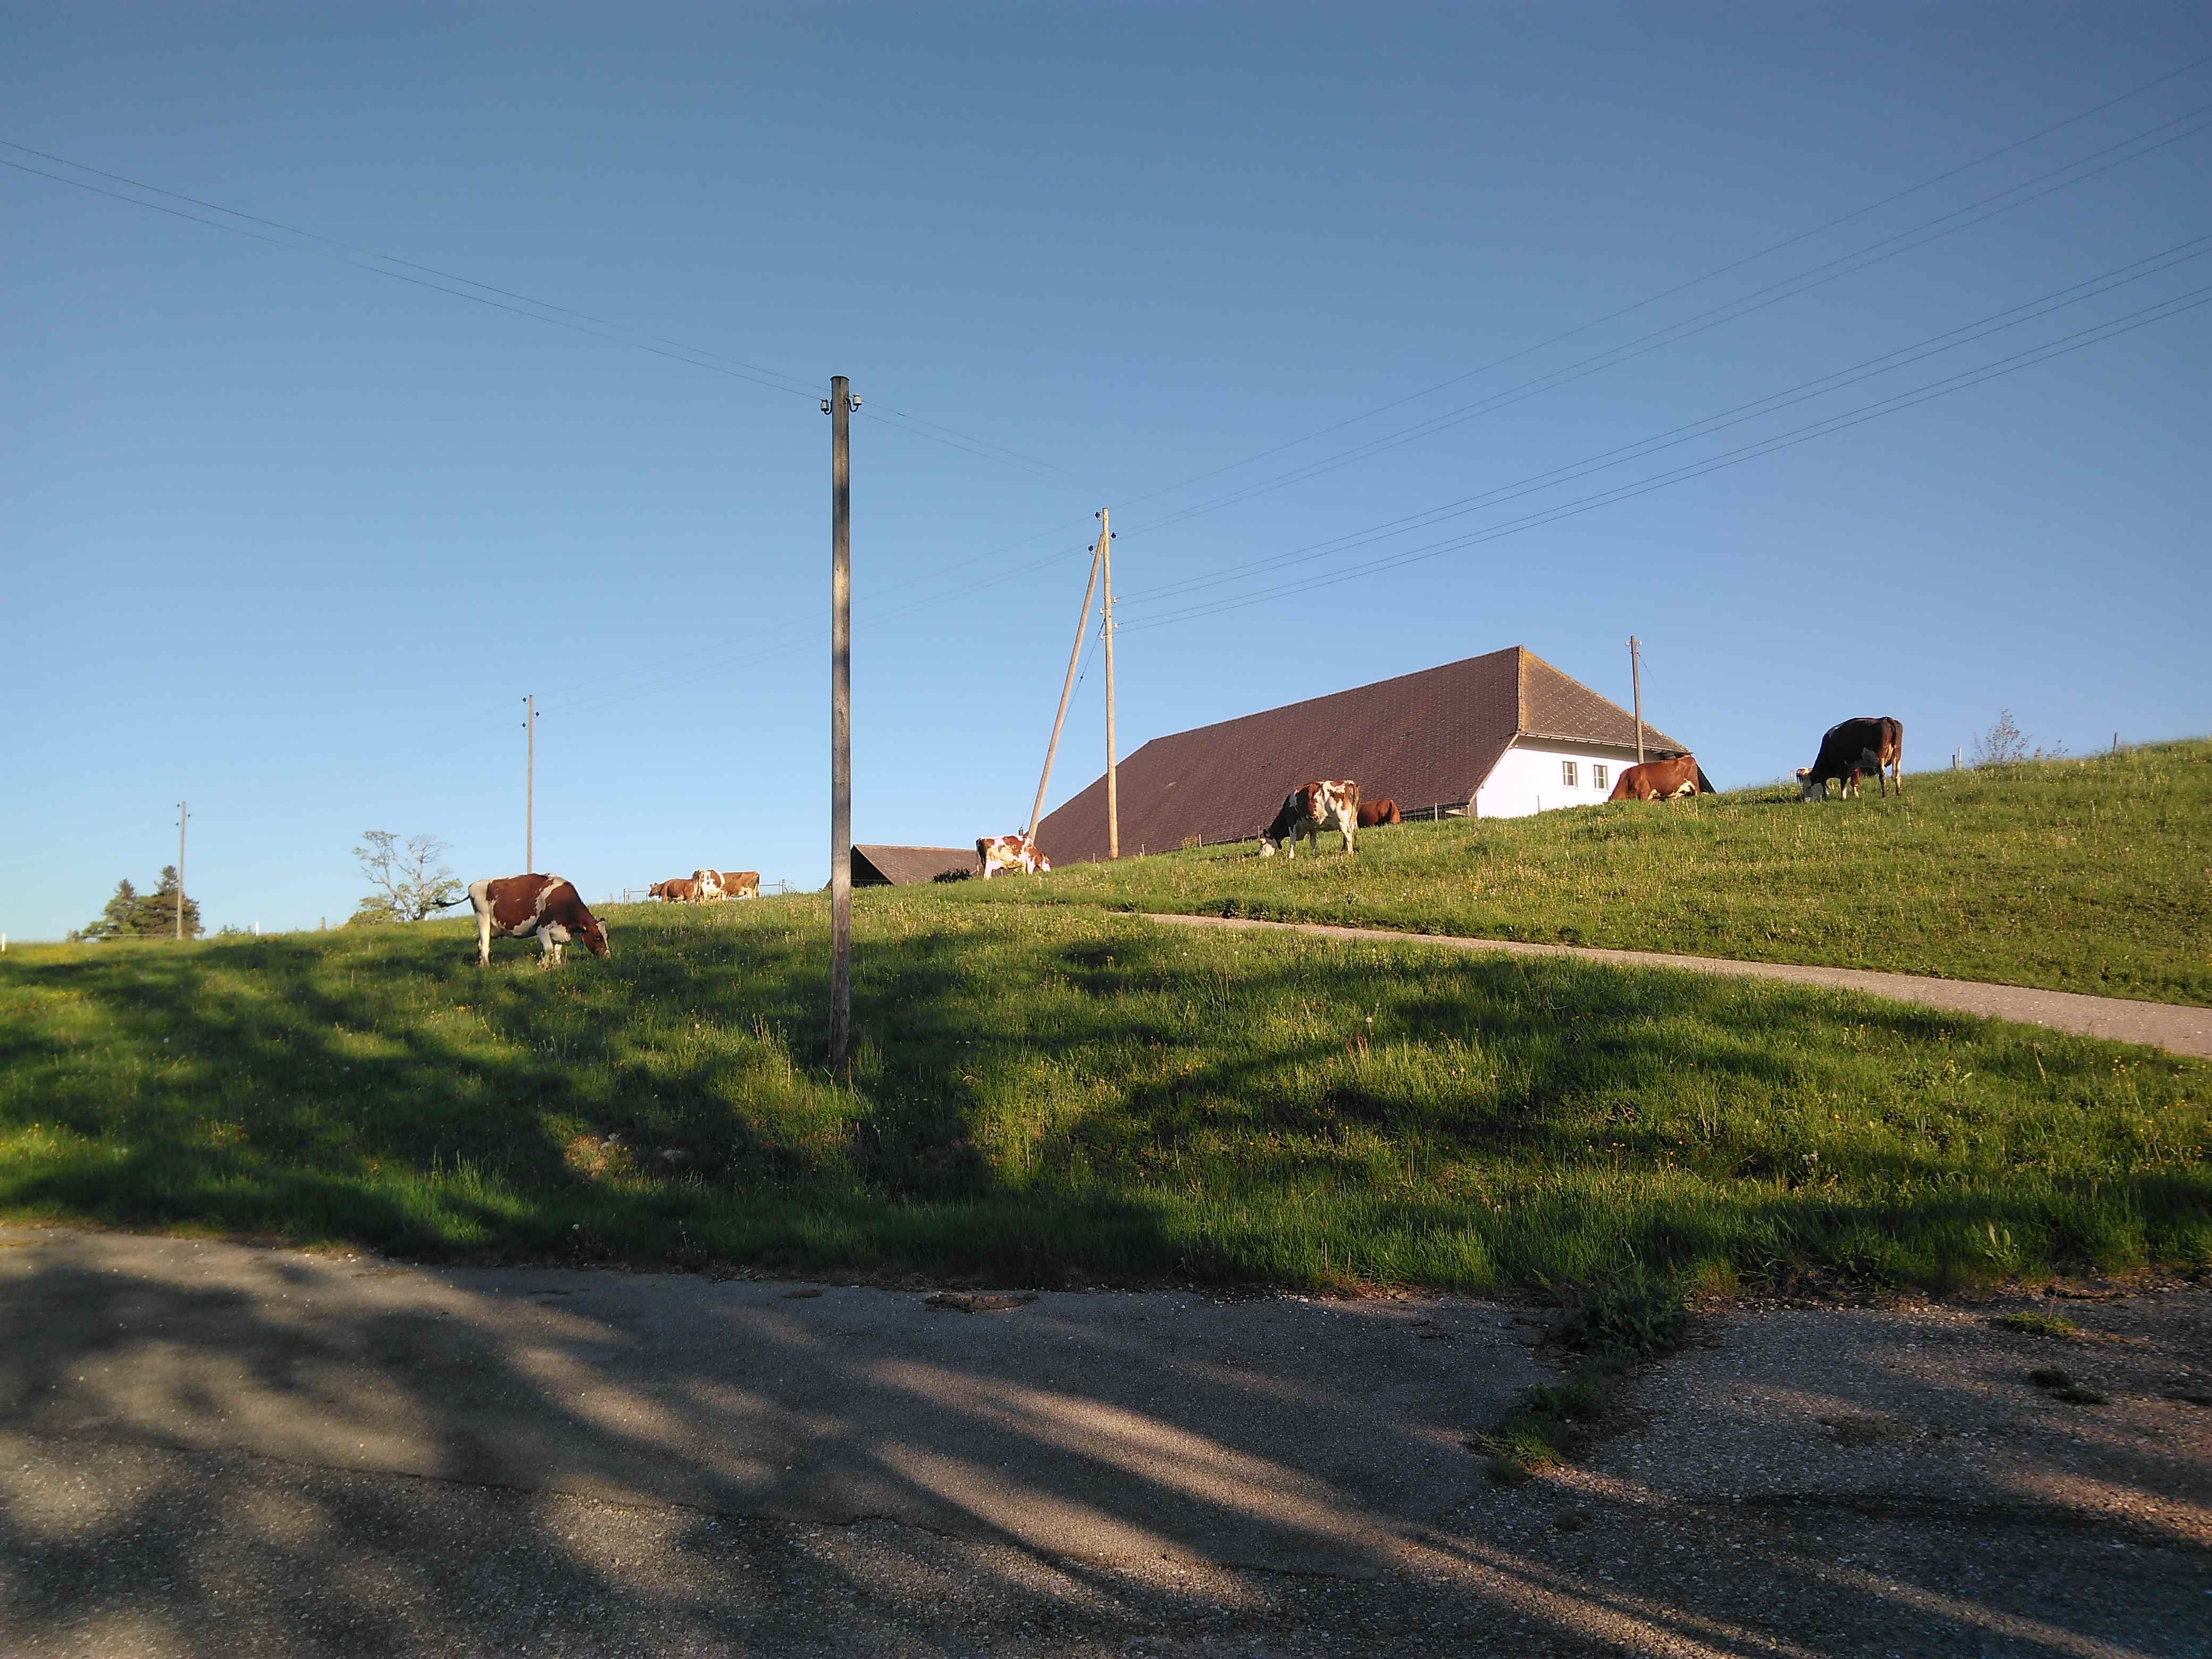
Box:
[524,694,535,872]
[1100,509,1119,860]
[1026,522,1106,846]
[1627,636,1646,765]
[824,375,858,1066]
[175,801,188,942]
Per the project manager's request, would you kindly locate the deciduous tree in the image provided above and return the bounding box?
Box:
[351,831,462,924]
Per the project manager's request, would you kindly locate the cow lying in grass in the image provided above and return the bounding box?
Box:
[1260,779,1360,858]
[466,875,609,967]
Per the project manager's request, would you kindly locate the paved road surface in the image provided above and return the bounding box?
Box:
[5,1228,2207,1656]
[1146,912,2212,1060]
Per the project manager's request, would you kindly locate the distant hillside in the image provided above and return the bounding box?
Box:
[970,740,2212,1007]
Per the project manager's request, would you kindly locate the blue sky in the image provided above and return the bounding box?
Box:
[4,3,2207,940]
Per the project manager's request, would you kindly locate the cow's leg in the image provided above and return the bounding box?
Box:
[1339,810,1356,854]
[476,911,492,967]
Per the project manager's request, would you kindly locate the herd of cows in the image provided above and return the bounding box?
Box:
[454,715,1905,965]
[646,869,761,904]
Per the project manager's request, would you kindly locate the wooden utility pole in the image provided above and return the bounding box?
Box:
[1100,509,1119,860]
[1627,636,1646,765]
[524,694,535,872]
[1026,522,1106,845]
[175,801,188,942]
[825,375,858,1065]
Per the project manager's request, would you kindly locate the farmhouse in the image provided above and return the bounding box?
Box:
[1037,646,1692,864]
[851,844,979,886]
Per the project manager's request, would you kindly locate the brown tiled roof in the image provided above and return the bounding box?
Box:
[852,844,977,886]
[1036,646,1687,865]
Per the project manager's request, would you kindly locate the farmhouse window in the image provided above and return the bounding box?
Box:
[1561,760,1578,788]
[1593,765,1608,790]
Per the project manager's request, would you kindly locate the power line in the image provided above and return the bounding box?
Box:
[1096,50,2212,518]
[1121,283,2212,634]
[543,139,2212,718]
[552,207,2212,718]
[0,140,1060,474]
[1112,103,2212,542]
[1121,231,2212,609]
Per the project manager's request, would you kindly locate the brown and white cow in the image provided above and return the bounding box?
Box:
[1260,780,1360,858]
[714,869,761,900]
[1356,797,1402,828]
[691,868,727,900]
[468,875,609,967]
[976,834,1050,879]
[1607,755,1704,802]
[1798,717,1903,801]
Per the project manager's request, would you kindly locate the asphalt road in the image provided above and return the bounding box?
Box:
[5,1228,2208,1656]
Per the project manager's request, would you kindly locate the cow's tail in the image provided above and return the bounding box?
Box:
[423,893,470,911]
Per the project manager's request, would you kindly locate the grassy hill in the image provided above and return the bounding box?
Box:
[973,740,2212,1007]
[3,890,2204,1294]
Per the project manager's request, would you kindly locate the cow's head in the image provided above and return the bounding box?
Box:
[579,914,611,959]
[1795,767,1826,803]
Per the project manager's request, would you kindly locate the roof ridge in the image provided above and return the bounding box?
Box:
[1133,644,1525,744]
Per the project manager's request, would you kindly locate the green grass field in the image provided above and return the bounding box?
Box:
[969,740,2212,1007]
[3,890,2204,1294]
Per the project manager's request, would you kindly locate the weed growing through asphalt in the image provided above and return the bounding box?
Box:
[1473,1265,1688,1483]
[1996,1310,2083,1339]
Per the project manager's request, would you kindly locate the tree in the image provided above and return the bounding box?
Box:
[69,867,202,941]
[352,831,462,924]
[1971,710,2066,768]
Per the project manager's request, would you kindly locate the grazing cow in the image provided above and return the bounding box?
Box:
[1798,717,1904,801]
[1607,755,1705,802]
[1356,798,1403,828]
[714,869,761,900]
[692,868,725,900]
[655,877,703,903]
[1260,779,1360,858]
[467,875,609,967]
[976,834,1050,879]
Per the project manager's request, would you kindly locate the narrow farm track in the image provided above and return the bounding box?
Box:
[1145,912,2212,1061]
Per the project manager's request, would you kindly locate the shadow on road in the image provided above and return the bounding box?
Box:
[4,1231,2207,1656]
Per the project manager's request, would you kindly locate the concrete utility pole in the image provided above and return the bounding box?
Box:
[1101,509,1119,860]
[1627,636,1646,765]
[824,375,859,1066]
[1026,522,1106,847]
[175,801,188,941]
[524,694,535,872]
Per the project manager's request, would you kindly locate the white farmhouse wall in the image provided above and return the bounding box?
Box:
[1473,739,1645,819]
